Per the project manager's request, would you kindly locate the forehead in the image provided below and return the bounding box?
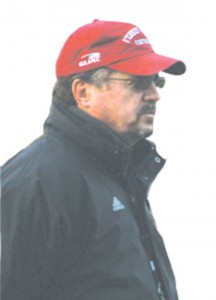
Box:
[106,69,157,79]
[107,70,132,78]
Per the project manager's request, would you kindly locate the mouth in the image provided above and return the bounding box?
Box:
[139,104,156,116]
[145,109,156,115]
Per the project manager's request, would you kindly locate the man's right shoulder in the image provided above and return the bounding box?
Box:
[2,134,83,185]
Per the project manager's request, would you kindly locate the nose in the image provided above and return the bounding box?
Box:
[142,83,160,102]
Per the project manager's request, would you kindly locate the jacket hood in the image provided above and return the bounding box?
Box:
[44,102,165,183]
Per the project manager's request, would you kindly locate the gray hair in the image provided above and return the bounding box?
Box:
[52,67,114,108]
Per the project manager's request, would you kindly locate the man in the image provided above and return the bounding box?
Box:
[1,20,186,300]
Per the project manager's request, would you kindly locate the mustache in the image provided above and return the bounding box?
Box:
[137,103,156,117]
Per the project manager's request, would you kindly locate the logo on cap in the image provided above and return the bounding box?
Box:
[122,27,141,43]
[79,52,101,67]
[135,38,150,45]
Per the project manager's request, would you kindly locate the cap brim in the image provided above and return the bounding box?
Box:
[108,52,186,76]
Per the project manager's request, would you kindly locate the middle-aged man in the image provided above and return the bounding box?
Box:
[1,20,186,300]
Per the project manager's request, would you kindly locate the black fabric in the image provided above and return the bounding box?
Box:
[1,102,178,300]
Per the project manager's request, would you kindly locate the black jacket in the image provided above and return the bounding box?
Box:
[1,103,178,300]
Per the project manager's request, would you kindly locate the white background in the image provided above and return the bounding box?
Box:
[1,0,216,299]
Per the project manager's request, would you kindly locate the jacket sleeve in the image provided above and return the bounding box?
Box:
[1,158,94,300]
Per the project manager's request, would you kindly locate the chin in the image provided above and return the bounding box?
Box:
[138,128,153,139]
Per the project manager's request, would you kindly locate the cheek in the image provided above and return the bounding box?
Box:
[122,101,141,121]
[113,103,141,131]
[88,90,110,119]
[91,88,142,131]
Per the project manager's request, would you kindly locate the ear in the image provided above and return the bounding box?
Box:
[71,79,91,109]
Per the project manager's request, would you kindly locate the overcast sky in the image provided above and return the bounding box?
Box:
[1,0,216,299]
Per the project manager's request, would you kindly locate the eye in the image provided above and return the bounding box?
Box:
[132,76,154,91]
[154,75,166,88]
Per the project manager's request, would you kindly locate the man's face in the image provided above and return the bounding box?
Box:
[77,71,161,145]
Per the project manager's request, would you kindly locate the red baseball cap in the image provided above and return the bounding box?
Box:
[56,19,186,78]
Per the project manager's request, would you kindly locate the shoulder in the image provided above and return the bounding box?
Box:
[1,134,94,249]
[1,133,88,215]
[2,133,84,183]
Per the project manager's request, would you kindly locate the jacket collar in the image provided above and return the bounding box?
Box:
[44,103,165,184]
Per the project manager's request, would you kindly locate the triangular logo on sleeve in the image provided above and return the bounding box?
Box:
[112,196,126,212]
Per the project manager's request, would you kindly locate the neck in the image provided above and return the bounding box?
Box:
[116,131,148,147]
